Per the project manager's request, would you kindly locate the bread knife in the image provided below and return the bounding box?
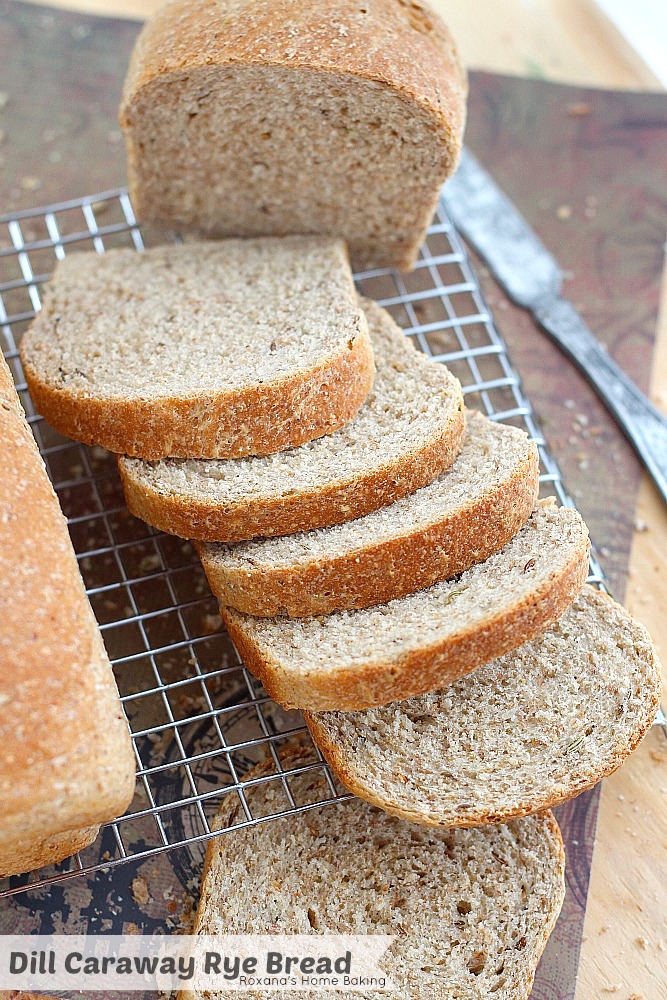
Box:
[443,148,667,507]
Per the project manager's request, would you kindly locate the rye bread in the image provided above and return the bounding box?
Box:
[306,587,662,827]
[120,0,467,271]
[20,237,374,460]
[119,298,465,542]
[198,409,540,616]
[0,355,135,877]
[179,746,565,1000]
[221,500,590,711]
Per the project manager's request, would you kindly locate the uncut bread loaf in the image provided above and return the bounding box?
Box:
[119,298,465,542]
[221,500,590,711]
[0,356,135,878]
[306,586,661,827]
[179,747,565,1000]
[120,0,467,273]
[19,237,374,460]
[199,410,539,616]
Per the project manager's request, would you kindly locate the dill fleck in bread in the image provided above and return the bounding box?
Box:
[119,0,467,272]
[179,747,565,1000]
[307,587,662,827]
[119,299,465,542]
[199,410,539,616]
[20,238,374,460]
[221,500,590,711]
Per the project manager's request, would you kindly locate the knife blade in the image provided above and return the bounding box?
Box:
[443,148,667,506]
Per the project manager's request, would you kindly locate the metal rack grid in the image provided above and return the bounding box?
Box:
[0,188,606,899]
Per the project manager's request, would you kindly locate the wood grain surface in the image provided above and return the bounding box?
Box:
[4,3,667,998]
[19,0,664,90]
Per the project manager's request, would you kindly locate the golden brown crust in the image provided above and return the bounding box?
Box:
[120,0,466,146]
[306,589,662,826]
[0,356,135,878]
[0,825,100,880]
[184,747,565,1000]
[201,446,540,616]
[119,405,465,542]
[20,244,375,461]
[21,312,375,461]
[222,543,590,711]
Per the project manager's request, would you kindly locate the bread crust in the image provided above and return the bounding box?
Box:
[120,0,466,130]
[0,356,135,878]
[181,745,566,1000]
[119,405,466,542]
[0,825,100,880]
[222,535,590,711]
[22,321,375,461]
[119,0,467,271]
[21,239,374,460]
[199,442,540,616]
[305,588,662,827]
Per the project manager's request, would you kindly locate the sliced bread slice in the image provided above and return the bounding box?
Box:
[221,500,590,711]
[306,586,662,827]
[198,409,540,616]
[20,237,374,459]
[180,746,565,1000]
[119,298,465,542]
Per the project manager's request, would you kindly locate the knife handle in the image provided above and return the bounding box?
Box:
[537,298,667,505]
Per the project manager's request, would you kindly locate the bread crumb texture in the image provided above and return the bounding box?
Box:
[119,298,465,541]
[307,587,662,826]
[221,500,590,710]
[184,747,565,1000]
[199,409,540,615]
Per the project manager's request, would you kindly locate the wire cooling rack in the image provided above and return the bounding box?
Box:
[0,188,607,899]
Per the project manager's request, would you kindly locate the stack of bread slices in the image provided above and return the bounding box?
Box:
[21,227,661,821]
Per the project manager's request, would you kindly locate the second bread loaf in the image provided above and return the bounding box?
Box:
[119,0,467,271]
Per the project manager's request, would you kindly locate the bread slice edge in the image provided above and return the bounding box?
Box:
[305,587,662,827]
[119,405,465,542]
[221,521,590,711]
[199,429,540,615]
[22,321,375,460]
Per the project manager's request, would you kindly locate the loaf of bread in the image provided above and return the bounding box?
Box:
[221,501,590,711]
[180,746,565,1000]
[20,238,374,460]
[198,409,540,616]
[119,0,467,271]
[0,356,135,878]
[306,586,661,827]
[119,299,465,542]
